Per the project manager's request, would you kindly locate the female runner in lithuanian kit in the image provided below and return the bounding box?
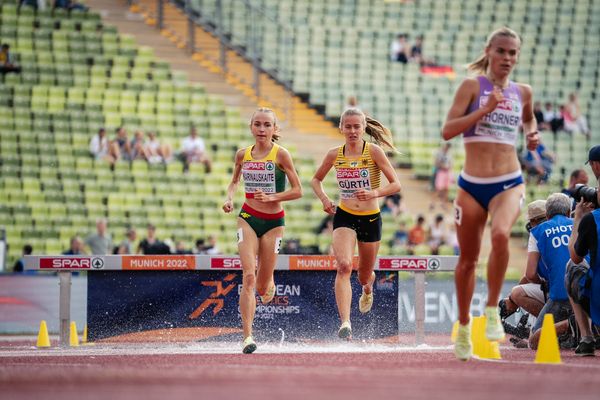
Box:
[311,108,401,339]
[223,108,303,353]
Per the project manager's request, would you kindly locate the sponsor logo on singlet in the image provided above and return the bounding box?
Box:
[243,161,276,193]
[336,168,371,199]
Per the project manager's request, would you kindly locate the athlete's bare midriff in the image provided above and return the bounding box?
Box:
[243,198,283,215]
[462,141,521,178]
[339,198,379,213]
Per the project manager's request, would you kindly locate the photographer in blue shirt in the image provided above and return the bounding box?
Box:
[527,193,573,350]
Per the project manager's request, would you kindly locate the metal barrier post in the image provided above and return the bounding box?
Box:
[58,271,72,347]
[186,1,195,54]
[414,271,426,345]
[216,0,227,72]
[157,0,164,30]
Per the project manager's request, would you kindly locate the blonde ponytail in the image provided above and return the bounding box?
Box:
[340,108,398,152]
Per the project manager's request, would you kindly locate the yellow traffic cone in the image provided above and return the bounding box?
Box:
[471,316,485,357]
[472,316,502,359]
[82,324,88,344]
[535,314,561,364]
[69,321,80,347]
[481,316,502,359]
[451,321,459,343]
[36,320,51,348]
[81,324,95,346]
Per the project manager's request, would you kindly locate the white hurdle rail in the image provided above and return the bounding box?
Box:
[24,254,458,347]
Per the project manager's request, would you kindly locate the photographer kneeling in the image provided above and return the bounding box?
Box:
[527,193,574,350]
[499,200,548,347]
[567,176,600,356]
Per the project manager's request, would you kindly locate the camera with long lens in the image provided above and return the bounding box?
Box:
[573,184,599,208]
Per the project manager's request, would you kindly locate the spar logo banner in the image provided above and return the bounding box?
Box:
[210,257,242,269]
[40,257,91,269]
[378,257,441,271]
[88,271,398,341]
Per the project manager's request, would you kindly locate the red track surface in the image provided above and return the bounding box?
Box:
[1,340,600,400]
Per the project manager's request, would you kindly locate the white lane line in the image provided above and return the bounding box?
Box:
[0,343,454,357]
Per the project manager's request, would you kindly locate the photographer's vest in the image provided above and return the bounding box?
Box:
[531,215,573,301]
[591,210,600,324]
[334,142,381,200]
[242,144,286,199]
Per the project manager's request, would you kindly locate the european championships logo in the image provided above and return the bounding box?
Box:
[189,273,237,319]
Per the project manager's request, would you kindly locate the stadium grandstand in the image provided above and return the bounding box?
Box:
[0,0,598,269]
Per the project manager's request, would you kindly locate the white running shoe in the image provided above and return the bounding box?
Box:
[242,336,257,354]
[485,306,505,341]
[338,321,352,340]
[454,320,472,361]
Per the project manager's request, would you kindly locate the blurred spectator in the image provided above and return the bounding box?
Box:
[345,95,360,110]
[562,168,589,207]
[85,218,113,255]
[390,33,409,63]
[12,244,32,273]
[390,220,408,248]
[542,102,564,135]
[381,193,403,217]
[144,131,173,164]
[316,214,334,236]
[0,43,21,75]
[445,224,459,255]
[180,127,212,173]
[203,234,220,255]
[63,236,85,255]
[19,0,39,9]
[563,93,591,137]
[410,35,435,66]
[533,101,544,127]
[523,138,555,184]
[130,131,150,161]
[408,215,427,247]
[89,128,115,164]
[109,127,132,162]
[428,214,447,254]
[54,0,88,11]
[193,238,206,254]
[281,239,300,254]
[117,228,137,254]
[137,224,170,255]
[431,142,453,210]
[175,241,193,254]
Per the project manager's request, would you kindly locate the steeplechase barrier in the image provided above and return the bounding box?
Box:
[24,254,458,346]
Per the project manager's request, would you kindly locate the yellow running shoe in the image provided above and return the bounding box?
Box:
[484,306,505,341]
[359,287,374,313]
[242,336,257,354]
[338,321,352,340]
[454,320,472,361]
[260,282,276,304]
